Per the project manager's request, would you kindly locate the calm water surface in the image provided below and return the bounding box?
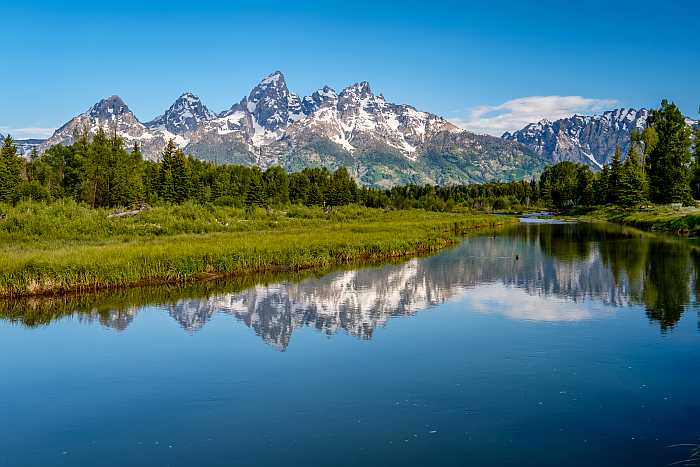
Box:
[2,221,700,467]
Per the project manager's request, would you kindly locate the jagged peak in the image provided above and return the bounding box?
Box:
[170,91,211,112]
[262,70,285,83]
[254,71,288,91]
[146,91,215,133]
[88,95,129,114]
[176,91,200,102]
[342,81,373,97]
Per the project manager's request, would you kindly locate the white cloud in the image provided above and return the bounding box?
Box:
[0,127,55,139]
[450,96,618,137]
[460,283,610,322]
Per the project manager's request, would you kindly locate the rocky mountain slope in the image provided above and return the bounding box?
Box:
[37,71,545,186]
[1,132,41,156]
[503,108,698,169]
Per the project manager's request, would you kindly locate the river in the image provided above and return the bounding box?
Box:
[1,220,699,466]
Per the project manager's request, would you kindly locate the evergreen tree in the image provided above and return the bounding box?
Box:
[646,100,693,204]
[607,146,623,204]
[263,165,289,206]
[619,146,647,207]
[538,161,589,208]
[326,167,356,207]
[692,126,700,199]
[108,135,130,207]
[592,165,609,205]
[0,135,22,203]
[82,128,111,207]
[158,140,178,203]
[289,172,310,204]
[576,165,594,206]
[127,143,145,205]
[307,183,324,206]
[172,149,190,203]
[245,169,265,207]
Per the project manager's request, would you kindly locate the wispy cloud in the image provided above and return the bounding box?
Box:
[0,127,55,139]
[450,96,618,136]
[461,283,608,322]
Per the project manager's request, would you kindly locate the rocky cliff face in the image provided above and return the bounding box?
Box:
[503,108,651,168]
[37,71,545,186]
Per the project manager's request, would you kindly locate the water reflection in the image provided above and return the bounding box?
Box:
[3,222,700,349]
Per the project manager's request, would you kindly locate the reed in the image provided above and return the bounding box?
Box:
[0,200,515,298]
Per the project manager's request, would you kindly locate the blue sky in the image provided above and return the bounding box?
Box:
[1,0,698,138]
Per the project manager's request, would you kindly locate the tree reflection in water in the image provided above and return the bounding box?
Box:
[2,221,700,348]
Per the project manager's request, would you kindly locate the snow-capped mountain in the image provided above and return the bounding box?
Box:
[502,108,650,168]
[38,95,174,156]
[36,71,545,186]
[504,108,699,169]
[0,132,44,157]
[145,92,216,134]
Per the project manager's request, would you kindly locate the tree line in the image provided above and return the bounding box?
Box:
[538,100,699,209]
[0,129,541,211]
[0,99,697,212]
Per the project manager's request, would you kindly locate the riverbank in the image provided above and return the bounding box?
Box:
[0,200,516,298]
[561,205,700,235]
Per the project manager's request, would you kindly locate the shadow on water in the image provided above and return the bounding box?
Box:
[3,221,700,349]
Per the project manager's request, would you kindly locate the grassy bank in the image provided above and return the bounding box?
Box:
[563,205,700,235]
[0,200,515,298]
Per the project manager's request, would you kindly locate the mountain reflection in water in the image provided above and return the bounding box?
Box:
[4,222,700,350]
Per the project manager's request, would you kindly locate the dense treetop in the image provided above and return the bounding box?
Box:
[0,100,697,213]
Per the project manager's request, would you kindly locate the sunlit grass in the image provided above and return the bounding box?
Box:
[564,204,700,235]
[0,200,515,297]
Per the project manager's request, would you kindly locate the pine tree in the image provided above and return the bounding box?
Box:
[592,164,609,205]
[245,170,265,207]
[127,143,145,205]
[692,126,700,199]
[576,165,594,206]
[289,172,310,204]
[646,100,693,204]
[619,146,647,207]
[172,149,190,203]
[0,135,22,203]
[158,140,177,202]
[326,167,356,207]
[307,183,324,206]
[263,165,289,206]
[607,146,623,204]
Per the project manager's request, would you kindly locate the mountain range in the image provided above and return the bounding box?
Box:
[7,72,697,184]
[503,108,698,168]
[33,71,544,187]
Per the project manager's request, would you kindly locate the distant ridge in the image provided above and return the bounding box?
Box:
[504,108,698,169]
[36,71,545,187]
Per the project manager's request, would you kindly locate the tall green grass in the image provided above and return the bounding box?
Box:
[0,201,515,297]
[566,205,700,235]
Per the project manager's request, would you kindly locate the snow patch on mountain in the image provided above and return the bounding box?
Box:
[503,108,651,168]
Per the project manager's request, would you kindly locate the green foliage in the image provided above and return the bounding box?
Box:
[263,165,289,206]
[12,180,50,203]
[692,126,700,199]
[646,100,693,204]
[607,146,624,204]
[538,161,592,208]
[0,135,23,202]
[326,166,357,207]
[0,201,515,297]
[618,146,648,207]
[15,97,696,215]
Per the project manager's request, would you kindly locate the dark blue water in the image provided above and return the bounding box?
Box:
[2,222,700,467]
